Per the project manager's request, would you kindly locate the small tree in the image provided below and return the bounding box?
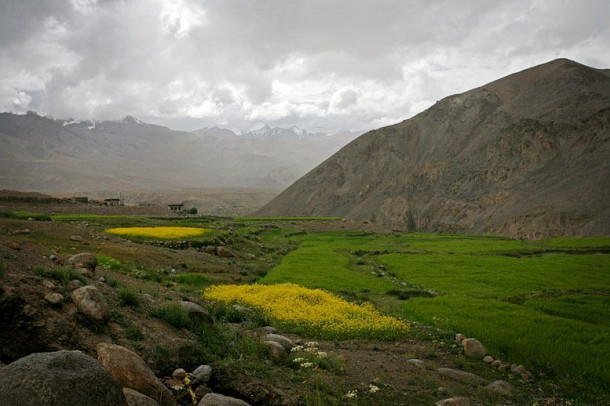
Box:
[188,207,198,215]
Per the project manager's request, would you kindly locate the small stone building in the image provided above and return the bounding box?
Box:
[168,204,184,212]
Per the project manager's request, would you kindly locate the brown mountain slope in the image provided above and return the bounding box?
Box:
[256,59,610,238]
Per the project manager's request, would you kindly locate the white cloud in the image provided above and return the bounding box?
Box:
[0,0,608,131]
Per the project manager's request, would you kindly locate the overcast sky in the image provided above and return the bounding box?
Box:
[1,0,609,132]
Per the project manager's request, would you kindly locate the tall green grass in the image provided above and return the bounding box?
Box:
[259,230,610,401]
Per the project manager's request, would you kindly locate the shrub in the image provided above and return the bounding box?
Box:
[34,266,87,285]
[150,303,191,329]
[118,288,140,307]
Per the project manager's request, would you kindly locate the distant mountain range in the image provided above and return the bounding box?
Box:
[0,113,362,193]
[257,59,610,238]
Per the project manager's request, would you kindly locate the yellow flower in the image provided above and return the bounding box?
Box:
[204,283,409,339]
[105,226,210,239]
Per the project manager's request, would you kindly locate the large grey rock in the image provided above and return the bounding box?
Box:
[123,388,161,406]
[0,350,127,406]
[179,301,213,324]
[193,365,212,383]
[264,333,294,351]
[67,252,98,272]
[462,338,486,359]
[263,341,287,362]
[437,368,488,385]
[71,285,108,321]
[97,343,176,406]
[197,393,251,406]
[485,380,518,398]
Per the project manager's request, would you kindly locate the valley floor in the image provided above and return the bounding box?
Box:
[0,203,608,405]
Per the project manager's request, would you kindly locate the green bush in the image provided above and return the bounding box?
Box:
[33,266,86,285]
[150,303,191,329]
[118,288,140,307]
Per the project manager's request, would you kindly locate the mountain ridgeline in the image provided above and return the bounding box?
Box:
[257,59,610,238]
[0,115,361,193]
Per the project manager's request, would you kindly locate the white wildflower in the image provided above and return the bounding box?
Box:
[316,351,327,357]
[291,345,304,352]
[305,341,319,348]
[300,362,314,368]
[292,357,305,363]
[345,390,358,399]
[369,384,380,393]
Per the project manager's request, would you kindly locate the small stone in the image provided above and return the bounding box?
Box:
[216,246,233,258]
[232,304,252,313]
[437,368,487,385]
[49,254,58,261]
[5,241,20,251]
[76,267,93,278]
[67,279,85,291]
[435,397,472,406]
[511,364,526,375]
[485,380,518,398]
[491,360,502,367]
[455,333,465,343]
[498,364,507,372]
[261,326,277,334]
[44,292,64,305]
[70,235,83,242]
[193,365,212,383]
[483,355,494,364]
[67,252,98,272]
[198,393,250,406]
[462,338,486,359]
[406,359,425,369]
[42,280,56,289]
[172,368,187,379]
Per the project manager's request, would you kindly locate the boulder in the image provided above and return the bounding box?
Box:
[485,380,518,398]
[71,285,108,321]
[0,350,127,406]
[124,388,161,406]
[97,343,176,406]
[172,368,187,379]
[197,393,251,406]
[437,368,488,385]
[263,341,287,362]
[193,365,212,383]
[179,301,213,325]
[462,338,486,359]
[511,364,526,375]
[67,252,98,272]
[264,334,294,351]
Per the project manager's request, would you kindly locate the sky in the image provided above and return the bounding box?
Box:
[1,0,609,133]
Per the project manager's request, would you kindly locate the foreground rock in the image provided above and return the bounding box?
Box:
[198,393,251,406]
[68,252,98,272]
[437,368,488,385]
[123,388,161,406]
[97,343,176,406]
[179,301,213,325]
[193,365,212,383]
[71,285,108,322]
[462,338,486,359]
[0,350,127,406]
[264,333,294,351]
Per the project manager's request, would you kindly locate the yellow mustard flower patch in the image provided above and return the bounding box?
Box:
[105,226,210,239]
[204,283,409,339]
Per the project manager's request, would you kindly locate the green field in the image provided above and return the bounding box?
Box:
[258,231,610,400]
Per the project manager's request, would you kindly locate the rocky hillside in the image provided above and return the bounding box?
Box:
[0,114,360,193]
[256,59,610,238]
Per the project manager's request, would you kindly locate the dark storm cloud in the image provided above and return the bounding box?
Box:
[0,0,609,131]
